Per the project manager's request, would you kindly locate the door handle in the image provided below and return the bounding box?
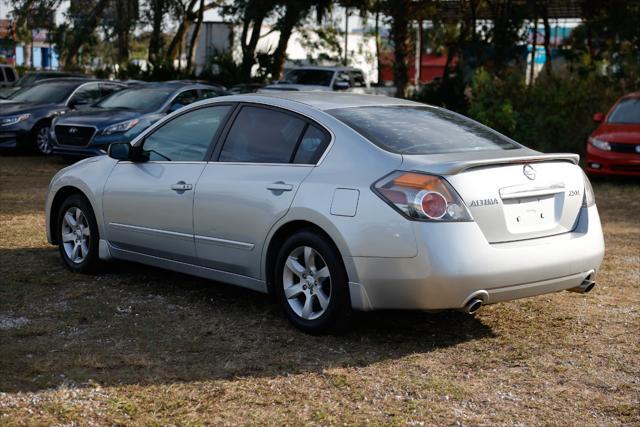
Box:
[266,181,293,192]
[171,181,193,192]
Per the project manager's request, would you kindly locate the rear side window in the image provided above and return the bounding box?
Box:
[293,125,330,164]
[328,106,519,155]
[219,106,306,163]
[607,98,640,124]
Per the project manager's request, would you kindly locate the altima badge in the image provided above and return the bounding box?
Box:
[523,164,536,180]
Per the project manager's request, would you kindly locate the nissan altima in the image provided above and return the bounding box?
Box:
[45,93,605,333]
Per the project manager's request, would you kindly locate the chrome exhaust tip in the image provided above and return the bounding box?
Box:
[461,298,483,314]
[568,277,596,294]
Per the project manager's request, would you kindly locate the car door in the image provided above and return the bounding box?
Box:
[102,104,233,263]
[193,105,331,278]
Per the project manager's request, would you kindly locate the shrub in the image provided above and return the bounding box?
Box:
[466,68,624,156]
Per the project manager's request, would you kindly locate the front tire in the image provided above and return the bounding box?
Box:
[56,194,100,273]
[274,230,351,333]
[33,122,53,155]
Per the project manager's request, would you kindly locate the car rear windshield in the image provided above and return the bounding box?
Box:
[327,105,519,155]
[608,98,640,124]
[96,87,173,112]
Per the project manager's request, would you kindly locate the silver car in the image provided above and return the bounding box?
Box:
[45,92,605,333]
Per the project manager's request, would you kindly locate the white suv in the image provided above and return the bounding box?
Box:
[261,66,367,92]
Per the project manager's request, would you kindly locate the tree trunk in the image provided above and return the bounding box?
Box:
[148,0,166,68]
[64,0,110,69]
[186,0,205,73]
[529,17,537,84]
[389,0,411,98]
[114,0,134,66]
[542,12,552,75]
[268,3,301,80]
[239,17,265,82]
[165,0,199,63]
[343,7,349,66]
[374,7,381,84]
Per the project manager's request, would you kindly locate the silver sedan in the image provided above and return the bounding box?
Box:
[45,92,605,333]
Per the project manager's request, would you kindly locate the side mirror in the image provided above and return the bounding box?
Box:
[168,103,184,113]
[333,80,350,91]
[592,112,604,123]
[108,142,132,160]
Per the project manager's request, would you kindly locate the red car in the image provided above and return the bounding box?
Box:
[586,92,640,177]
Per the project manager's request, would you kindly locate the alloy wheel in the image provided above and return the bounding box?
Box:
[36,126,52,154]
[61,206,91,264]
[282,246,332,321]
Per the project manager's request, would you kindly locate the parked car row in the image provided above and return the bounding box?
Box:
[0,75,228,156]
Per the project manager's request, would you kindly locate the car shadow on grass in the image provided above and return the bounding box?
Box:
[0,247,495,393]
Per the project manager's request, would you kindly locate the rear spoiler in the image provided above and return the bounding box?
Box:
[405,153,580,175]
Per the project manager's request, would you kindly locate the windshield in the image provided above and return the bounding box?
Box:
[96,87,173,112]
[608,98,640,124]
[9,83,76,104]
[283,69,334,86]
[328,106,519,155]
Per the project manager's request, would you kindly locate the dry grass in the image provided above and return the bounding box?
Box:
[0,155,638,425]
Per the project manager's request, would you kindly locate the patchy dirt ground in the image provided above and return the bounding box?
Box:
[0,155,638,425]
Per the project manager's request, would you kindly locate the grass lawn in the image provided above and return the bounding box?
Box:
[0,155,638,425]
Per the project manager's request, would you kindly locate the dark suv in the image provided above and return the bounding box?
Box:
[0,78,125,154]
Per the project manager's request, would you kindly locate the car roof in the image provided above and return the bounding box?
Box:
[130,81,214,90]
[223,91,419,111]
[622,92,640,99]
[33,77,99,85]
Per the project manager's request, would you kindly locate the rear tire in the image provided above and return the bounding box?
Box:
[274,230,351,333]
[56,194,100,273]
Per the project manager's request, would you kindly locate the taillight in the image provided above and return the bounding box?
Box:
[581,169,596,207]
[373,171,473,222]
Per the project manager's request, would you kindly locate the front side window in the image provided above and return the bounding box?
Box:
[219,106,306,163]
[70,83,102,104]
[328,106,519,155]
[169,90,199,111]
[101,83,123,98]
[607,98,640,124]
[143,105,231,161]
[199,89,221,100]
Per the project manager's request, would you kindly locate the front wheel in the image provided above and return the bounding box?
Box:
[274,230,351,333]
[33,122,53,155]
[57,194,100,272]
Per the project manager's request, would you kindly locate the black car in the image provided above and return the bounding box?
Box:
[0,71,85,99]
[0,78,125,154]
[50,82,226,157]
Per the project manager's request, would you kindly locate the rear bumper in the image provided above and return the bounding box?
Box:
[347,205,604,311]
[586,144,640,176]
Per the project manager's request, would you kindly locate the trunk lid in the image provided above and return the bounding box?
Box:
[403,150,585,243]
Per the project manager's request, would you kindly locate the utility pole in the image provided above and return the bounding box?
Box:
[344,7,349,66]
